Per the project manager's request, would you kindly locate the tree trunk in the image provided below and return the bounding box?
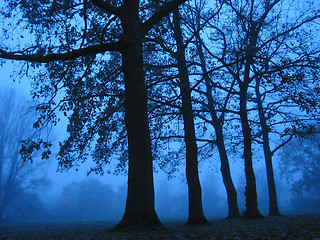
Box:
[239,80,262,219]
[117,0,161,228]
[215,125,241,218]
[172,8,207,225]
[255,79,281,216]
[194,17,241,218]
[200,63,240,219]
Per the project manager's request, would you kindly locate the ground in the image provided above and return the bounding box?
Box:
[0,214,319,239]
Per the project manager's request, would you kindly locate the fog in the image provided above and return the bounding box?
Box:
[0,63,319,224]
[2,154,316,223]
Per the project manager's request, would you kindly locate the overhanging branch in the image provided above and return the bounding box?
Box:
[0,42,122,63]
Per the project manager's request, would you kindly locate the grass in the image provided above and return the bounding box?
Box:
[0,213,319,239]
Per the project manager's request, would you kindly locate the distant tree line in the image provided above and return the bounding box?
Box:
[0,0,319,228]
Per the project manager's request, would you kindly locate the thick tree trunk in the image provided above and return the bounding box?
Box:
[194,19,240,218]
[172,9,207,225]
[117,0,161,228]
[255,79,281,216]
[239,80,262,219]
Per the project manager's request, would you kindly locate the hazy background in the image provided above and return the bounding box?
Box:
[0,61,316,223]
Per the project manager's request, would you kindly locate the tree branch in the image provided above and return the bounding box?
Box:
[271,135,293,155]
[0,42,122,63]
[90,0,121,16]
[148,96,181,110]
[141,0,188,36]
[260,14,320,49]
[156,135,216,144]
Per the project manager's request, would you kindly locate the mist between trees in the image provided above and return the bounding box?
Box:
[0,88,319,225]
[0,0,319,228]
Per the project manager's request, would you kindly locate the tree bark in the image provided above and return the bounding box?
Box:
[172,8,207,225]
[117,0,161,228]
[255,78,281,216]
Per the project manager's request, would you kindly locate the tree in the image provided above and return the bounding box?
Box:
[242,0,320,216]
[171,8,207,225]
[55,178,122,221]
[254,78,281,216]
[187,0,320,218]
[185,0,266,218]
[142,4,208,224]
[0,0,188,227]
[0,88,50,221]
[187,1,241,218]
[279,130,320,209]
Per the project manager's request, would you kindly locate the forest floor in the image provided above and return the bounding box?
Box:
[0,213,319,239]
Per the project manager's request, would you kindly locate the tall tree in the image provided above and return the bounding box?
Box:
[0,88,50,221]
[0,0,187,227]
[141,4,208,224]
[254,78,281,216]
[172,8,207,225]
[252,37,320,215]
[190,0,319,218]
[188,2,241,218]
[244,0,320,216]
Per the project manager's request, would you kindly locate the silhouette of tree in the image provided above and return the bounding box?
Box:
[0,88,50,221]
[186,0,320,218]
[0,0,188,227]
[186,1,241,218]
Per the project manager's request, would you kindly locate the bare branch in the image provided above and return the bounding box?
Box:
[271,135,293,155]
[141,0,188,36]
[155,135,216,144]
[148,96,181,110]
[261,14,320,49]
[0,42,122,63]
